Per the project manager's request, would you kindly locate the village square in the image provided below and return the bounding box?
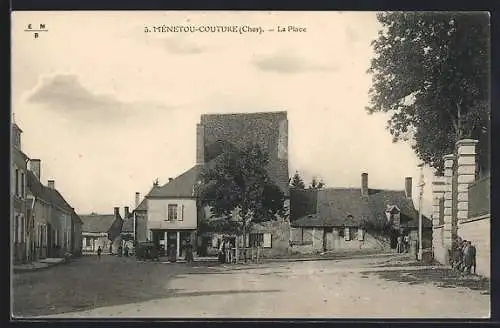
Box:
[11,11,490,318]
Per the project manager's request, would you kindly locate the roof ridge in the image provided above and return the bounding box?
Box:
[201,111,287,117]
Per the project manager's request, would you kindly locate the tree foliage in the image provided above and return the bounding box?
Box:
[290,171,306,190]
[198,144,286,235]
[367,12,490,174]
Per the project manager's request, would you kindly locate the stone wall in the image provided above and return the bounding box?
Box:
[251,220,290,257]
[458,216,490,277]
[290,227,390,255]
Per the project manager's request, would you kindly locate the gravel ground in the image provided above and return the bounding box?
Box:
[12,254,490,319]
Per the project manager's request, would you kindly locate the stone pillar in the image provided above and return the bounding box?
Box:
[431,177,446,227]
[431,176,446,263]
[456,139,479,225]
[442,154,455,252]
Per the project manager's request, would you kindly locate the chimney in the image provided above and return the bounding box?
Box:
[361,173,368,197]
[30,159,41,180]
[405,177,413,198]
[47,180,55,189]
[124,206,130,218]
[114,207,120,218]
[135,192,140,208]
[168,177,173,182]
[196,123,205,165]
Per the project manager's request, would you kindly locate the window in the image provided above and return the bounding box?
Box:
[178,205,184,221]
[249,233,263,247]
[344,227,350,241]
[14,215,19,243]
[20,216,25,243]
[249,233,272,248]
[357,228,364,241]
[21,172,25,197]
[167,204,178,221]
[15,169,19,196]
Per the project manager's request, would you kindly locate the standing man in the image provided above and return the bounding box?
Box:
[404,234,411,253]
[97,246,102,260]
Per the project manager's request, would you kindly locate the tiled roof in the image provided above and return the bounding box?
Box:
[147,165,203,198]
[292,187,431,228]
[80,214,116,233]
[200,111,289,196]
[26,170,75,214]
[134,197,147,212]
[290,189,319,221]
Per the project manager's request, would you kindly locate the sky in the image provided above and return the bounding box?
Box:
[12,11,436,216]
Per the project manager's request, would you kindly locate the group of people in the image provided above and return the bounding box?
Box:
[117,244,130,257]
[396,234,411,253]
[217,237,234,264]
[451,237,477,274]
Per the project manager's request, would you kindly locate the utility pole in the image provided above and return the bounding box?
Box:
[417,163,425,261]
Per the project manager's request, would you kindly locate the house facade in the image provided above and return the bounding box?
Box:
[71,211,83,256]
[11,122,29,264]
[146,167,200,258]
[133,190,153,243]
[26,159,83,260]
[432,139,490,277]
[290,173,432,255]
[80,208,122,254]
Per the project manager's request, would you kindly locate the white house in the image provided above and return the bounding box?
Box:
[146,166,201,258]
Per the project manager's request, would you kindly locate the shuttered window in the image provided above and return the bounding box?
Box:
[178,205,184,221]
[358,228,364,241]
[344,227,350,241]
[263,233,272,248]
[15,169,19,196]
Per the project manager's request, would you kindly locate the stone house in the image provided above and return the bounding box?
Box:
[71,211,83,256]
[26,160,83,259]
[11,122,29,264]
[80,208,122,254]
[290,173,432,254]
[133,189,155,244]
[432,139,490,277]
[146,168,200,258]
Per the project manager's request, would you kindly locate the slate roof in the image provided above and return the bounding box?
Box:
[200,111,289,196]
[292,187,432,229]
[27,170,80,223]
[134,197,147,212]
[80,214,116,233]
[147,165,204,198]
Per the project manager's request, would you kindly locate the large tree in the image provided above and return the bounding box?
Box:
[198,143,286,241]
[367,12,490,174]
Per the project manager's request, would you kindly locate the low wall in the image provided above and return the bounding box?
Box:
[458,215,490,278]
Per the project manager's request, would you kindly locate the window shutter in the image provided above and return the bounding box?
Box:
[263,233,272,248]
[358,228,364,241]
[179,205,184,221]
[344,227,350,241]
